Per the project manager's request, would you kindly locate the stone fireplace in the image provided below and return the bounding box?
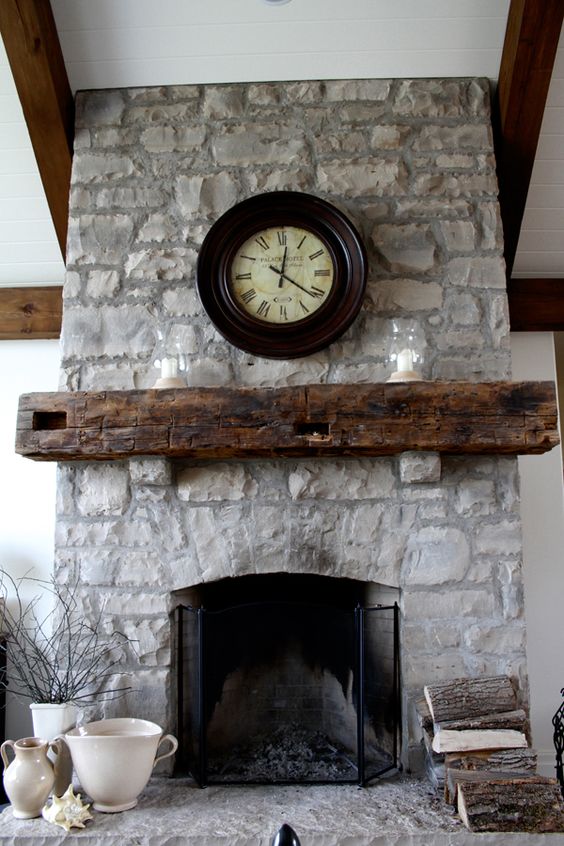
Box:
[55,77,526,778]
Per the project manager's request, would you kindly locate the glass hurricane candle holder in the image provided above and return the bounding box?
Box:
[153,327,187,389]
[386,320,425,383]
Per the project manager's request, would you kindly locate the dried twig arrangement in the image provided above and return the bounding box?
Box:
[0,570,133,705]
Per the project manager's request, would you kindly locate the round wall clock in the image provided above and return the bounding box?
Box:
[196,191,367,358]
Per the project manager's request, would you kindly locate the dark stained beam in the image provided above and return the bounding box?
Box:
[0,0,73,259]
[494,0,564,280]
[0,287,62,339]
[508,278,564,331]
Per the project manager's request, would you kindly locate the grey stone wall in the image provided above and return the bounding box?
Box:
[56,79,526,765]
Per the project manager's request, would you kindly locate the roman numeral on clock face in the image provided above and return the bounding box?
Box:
[255,235,270,251]
[241,288,257,304]
[277,231,287,246]
[235,273,252,280]
[279,304,288,320]
[314,269,330,277]
[309,249,324,261]
[257,300,271,317]
[310,286,325,298]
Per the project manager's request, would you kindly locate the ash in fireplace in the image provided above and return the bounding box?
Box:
[207,723,359,783]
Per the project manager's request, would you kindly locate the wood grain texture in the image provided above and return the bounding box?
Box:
[424,676,518,723]
[14,381,559,462]
[457,778,564,832]
[494,0,564,278]
[0,286,62,339]
[0,0,74,258]
[508,277,564,330]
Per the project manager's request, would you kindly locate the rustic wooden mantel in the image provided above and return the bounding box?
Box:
[15,381,559,462]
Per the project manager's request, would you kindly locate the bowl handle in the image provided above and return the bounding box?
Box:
[153,734,178,768]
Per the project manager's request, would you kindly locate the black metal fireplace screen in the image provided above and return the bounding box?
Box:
[175,592,400,786]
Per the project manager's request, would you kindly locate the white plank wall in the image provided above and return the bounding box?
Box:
[0,40,65,286]
[52,0,510,89]
[513,23,564,279]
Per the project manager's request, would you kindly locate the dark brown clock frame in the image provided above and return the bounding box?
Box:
[196,191,367,358]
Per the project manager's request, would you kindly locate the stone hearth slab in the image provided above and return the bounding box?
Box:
[0,777,562,845]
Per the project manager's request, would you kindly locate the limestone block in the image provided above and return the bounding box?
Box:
[497,458,520,514]
[413,172,498,197]
[158,85,200,101]
[236,355,329,387]
[175,172,240,218]
[203,86,245,118]
[312,131,368,156]
[330,361,389,384]
[403,622,461,651]
[141,126,206,153]
[440,221,476,252]
[162,287,201,317]
[467,79,489,115]
[412,124,491,152]
[212,124,308,166]
[435,329,485,351]
[477,202,503,250]
[75,90,125,127]
[464,624,526,654]
[187,358,234,387]
[316,160,407,197]
[126,102,198,124]
[402,589,495,620]
[399,452,441,484]
[115,551,171,587]
[246,168,313,193]
[248,83,283,106]
[455,480,496,516]
[121,617,170,666]
[369,125,405,149]
[448,257,507,289]
[86,269,120,299]
[404,652,467,690]
[91,127,138,148]
[489,294,510,350]
[403,527,470,586]
[94,187,167,209]
[124,248,197,281]
[475,520,522,556]
[325,79,392,101]
[447,292,481,327]
[177,463,258,501]
[103,591,169,617]
[288,460,395,500]
[435,153,475,169]
[396,198,471,219]
[61,305,155,359]
[63,270,81,299]
[393,80,465,117]
[71,153,139,184]
[78,362,138,391]
[184,508,232,578]
[130,458,172,486]
[56,465,76,516]
[55,516,155,549]
[372,224,437,273]
[137,213,178,243]
[67,214,134,265]
[100,669,170,727]
[338,103,388,124]
[75,463,131,517]
[366,278,443,312]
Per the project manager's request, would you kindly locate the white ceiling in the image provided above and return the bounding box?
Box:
[1,0,562,289]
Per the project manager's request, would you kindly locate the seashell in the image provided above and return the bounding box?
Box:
[42,784,93,831]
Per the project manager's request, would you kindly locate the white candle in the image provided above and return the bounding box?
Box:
[397,348,414,373]
[161,357,178,379]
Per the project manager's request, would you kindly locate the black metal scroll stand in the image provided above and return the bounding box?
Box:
[553,687,564,797]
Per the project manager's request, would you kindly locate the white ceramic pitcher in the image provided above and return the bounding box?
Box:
[64,718,178,812]
[1,737,61,819]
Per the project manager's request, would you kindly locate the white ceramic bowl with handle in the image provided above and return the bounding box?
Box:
[64,718,178,813]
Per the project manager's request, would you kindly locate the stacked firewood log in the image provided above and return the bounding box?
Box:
[417,675,564,832]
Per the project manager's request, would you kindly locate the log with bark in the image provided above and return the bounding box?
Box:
[424,675,517,724]
[446,767,540,805]
[434,708,527,734]
[457,778,564,832]
[432,728,528,754]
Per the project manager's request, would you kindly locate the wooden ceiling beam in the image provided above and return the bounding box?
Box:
[0,287,63,340]
[0,0,73,260]
[508,278,564,331]
[494,0,564,282]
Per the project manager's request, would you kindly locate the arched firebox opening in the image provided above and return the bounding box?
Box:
[174,572,400,786]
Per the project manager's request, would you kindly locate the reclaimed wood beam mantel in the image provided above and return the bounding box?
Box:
[15,382,559,462]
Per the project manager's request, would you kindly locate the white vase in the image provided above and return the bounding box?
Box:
[29,703,76,796]
[1,737,58,818]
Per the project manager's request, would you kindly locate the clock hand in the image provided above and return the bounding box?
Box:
[268,265,317,297]
[278,246,288,288]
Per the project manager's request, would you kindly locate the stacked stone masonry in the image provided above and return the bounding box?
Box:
[57,78,525,767]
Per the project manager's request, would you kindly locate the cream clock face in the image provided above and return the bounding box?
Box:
[229,226,335,324]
